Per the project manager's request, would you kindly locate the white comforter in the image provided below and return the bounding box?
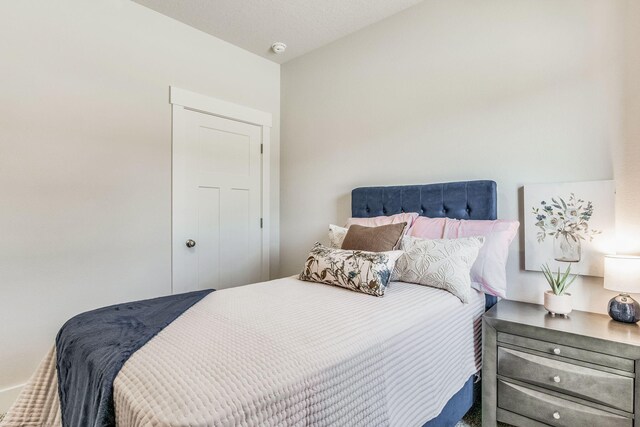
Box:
[2,277,484,427]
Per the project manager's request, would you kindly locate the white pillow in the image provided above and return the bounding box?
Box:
[392,235,485,303]
[328,224,348,248]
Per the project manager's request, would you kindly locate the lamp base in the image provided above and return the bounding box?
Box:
[608,293,640,323]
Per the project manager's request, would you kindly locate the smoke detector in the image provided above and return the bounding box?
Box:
[271,42,287,54]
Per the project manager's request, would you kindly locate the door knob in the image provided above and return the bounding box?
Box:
[186,239,196,248]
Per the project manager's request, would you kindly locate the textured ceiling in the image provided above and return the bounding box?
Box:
[132,0,423,63]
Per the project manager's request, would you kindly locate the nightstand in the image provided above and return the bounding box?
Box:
[482,300,640,427]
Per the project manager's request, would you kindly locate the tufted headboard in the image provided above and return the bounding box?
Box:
[351,180,498,310]
[351,180,497,220]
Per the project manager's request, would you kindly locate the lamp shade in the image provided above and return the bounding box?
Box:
[604,255,640,294]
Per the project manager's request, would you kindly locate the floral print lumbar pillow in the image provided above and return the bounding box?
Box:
[299,243,403,297]
[392,235,485,303]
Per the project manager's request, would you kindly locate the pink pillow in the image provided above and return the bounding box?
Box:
[407,216,446,239]
[346,212,419,228]
[443,218,519,298]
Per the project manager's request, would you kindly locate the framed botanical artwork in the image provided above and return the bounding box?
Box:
[524,180,616,277]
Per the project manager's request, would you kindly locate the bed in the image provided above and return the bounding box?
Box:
[2,180,499,427]
[351,180,499,426]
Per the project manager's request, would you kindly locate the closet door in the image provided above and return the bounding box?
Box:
[173,107,263,293]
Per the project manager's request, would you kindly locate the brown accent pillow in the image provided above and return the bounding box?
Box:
[341,222,407,252]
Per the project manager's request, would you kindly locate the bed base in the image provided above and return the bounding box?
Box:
[422,375,478,427]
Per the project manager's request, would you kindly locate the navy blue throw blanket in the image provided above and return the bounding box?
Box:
[56,289,214,427]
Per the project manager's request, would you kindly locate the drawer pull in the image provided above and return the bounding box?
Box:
[553,347,561,355]
[553,411,560,420]
[553,375,561,383]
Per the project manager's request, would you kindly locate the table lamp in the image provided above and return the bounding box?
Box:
[604,255,640,323]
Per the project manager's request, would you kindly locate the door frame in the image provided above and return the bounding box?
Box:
[170,86,272,292]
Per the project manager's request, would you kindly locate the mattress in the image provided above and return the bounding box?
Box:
[2,276,485,427]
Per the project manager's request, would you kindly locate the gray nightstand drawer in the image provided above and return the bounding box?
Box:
[498,347,634,412]
[498,379,632,427]
[498,332,634,372]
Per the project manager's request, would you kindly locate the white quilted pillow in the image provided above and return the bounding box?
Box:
[328,224,348,248]
[392,235,485,303]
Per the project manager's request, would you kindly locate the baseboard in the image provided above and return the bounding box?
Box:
[0,384,24,413]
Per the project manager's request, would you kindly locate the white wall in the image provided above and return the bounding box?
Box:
[0,0,280,409]
[617,0,640,253]
[281,0,639,313]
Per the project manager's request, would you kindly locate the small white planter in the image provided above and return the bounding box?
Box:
[544,290,572,317]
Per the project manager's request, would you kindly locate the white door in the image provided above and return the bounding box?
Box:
[173,107,264,293]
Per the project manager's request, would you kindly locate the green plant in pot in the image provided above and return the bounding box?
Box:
[542,263,577,317]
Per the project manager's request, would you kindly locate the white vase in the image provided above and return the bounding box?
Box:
[553,233,581,262]
[544,290,572,316]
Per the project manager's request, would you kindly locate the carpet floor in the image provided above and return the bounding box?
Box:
[456,400,482,426]
[456,400,512,427]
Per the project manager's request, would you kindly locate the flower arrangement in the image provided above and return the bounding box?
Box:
[532,193,600,243]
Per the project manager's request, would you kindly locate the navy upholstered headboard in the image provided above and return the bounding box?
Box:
[351,180,498,310]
